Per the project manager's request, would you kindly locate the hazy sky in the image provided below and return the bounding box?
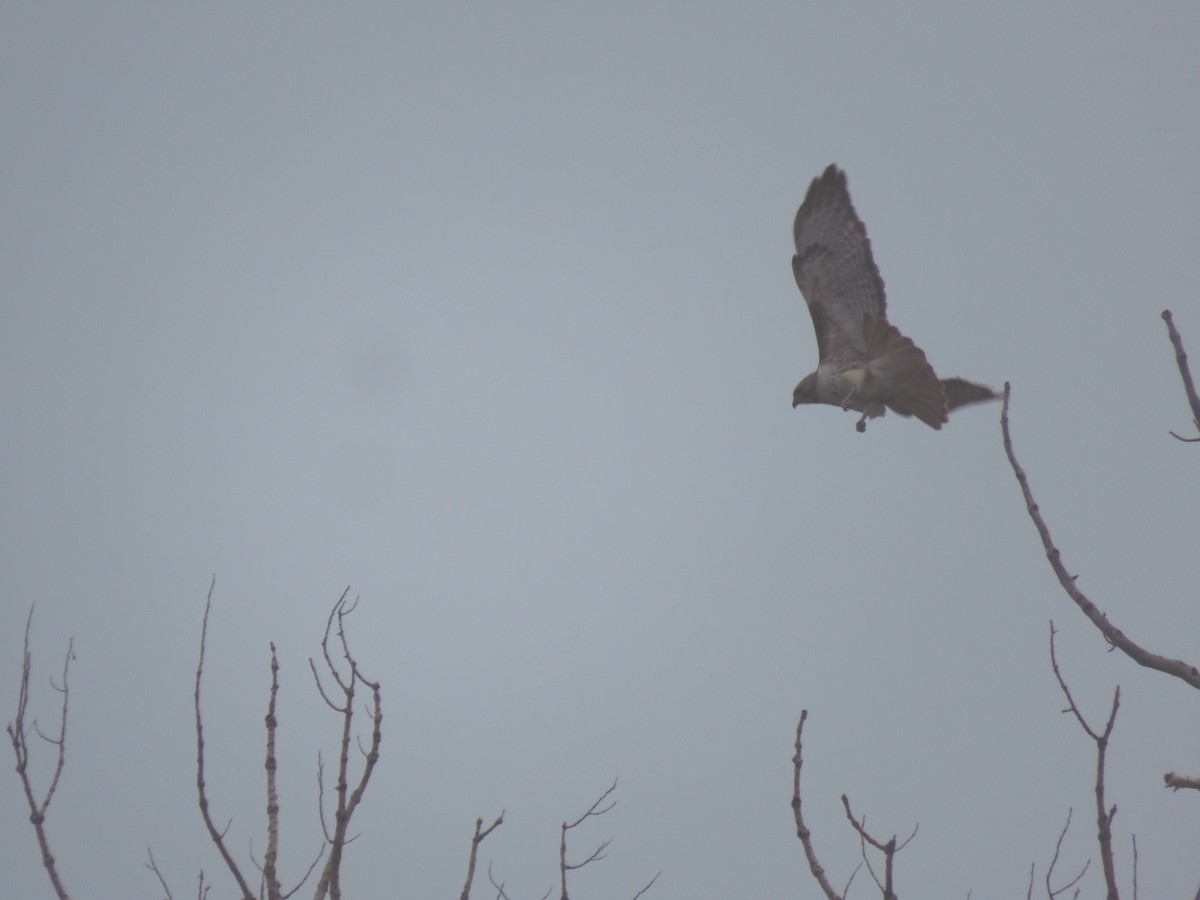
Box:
[3,4,1200,898]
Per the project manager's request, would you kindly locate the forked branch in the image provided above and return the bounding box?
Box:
[1049,623,1120,900]
[840,795,915,900]
[6,606,73,900]
[310,590,383,900]
[460,811,504,900]
[556,779,658,900]
[1041,807,1090,898]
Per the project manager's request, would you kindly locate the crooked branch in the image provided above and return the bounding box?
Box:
[6,606,73,900]
[1000,384,1200,691]
[1049,623,1120,900]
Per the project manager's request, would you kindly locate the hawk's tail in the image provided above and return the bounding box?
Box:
[862,316,948,429]
[941,377,999,412]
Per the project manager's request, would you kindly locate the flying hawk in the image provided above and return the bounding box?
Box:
[790,164,996,432]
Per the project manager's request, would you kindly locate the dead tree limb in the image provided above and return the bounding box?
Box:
[264,642,282,900]
[1043,807,1089,898]
[194,583,257,900]
[791,710,842,900]
[840,795,915,900]
[6,606,73,900]
[309,590,383,900]
[1000,383,1200,691]
[553,779,657,900]
[460,812,504,900]
[1161,310,1200,441]
[1049,623,1120,900]
[559,779,616,900]
[486,860,518,900]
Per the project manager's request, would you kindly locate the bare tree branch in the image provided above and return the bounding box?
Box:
[1161,310,1200,441]
[1130,833,1138,900]
[559,779,617,899]
[791,710,842,900]
[146,847,176,900]
[630,870,661,899]
[1001,383,1200,691]
[1049,623,1120,900]
[1043,808,1089,898]
[840,795,913,900]
[7,605,74,899]
[264,642,282,900]
[194,582,257,900]
[486,860,520,900]
[310,591,382,900]
[460,812,505,900]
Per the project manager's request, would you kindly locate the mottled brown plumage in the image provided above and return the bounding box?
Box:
[790,165,996,432]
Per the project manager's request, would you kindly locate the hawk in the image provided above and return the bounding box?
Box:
[790,164,996,432]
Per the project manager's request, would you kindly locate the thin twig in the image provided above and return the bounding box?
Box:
[310,591,382,900]
[1043,807,1090,898]
[7,604,74,900]
[1001,383,1200,690]
[486,861,516,900]
[146,848,176,900]
[1130,834,1137,900]
[1161,310,1200,441]
[841,795,908,900]
[560,780,618,899]
[1048,623,1120,900]
[194,581,256,900]
[630,870,661,899]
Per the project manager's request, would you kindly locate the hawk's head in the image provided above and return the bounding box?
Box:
[792,373,818,408]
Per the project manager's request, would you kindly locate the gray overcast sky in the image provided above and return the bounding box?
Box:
[3,3,1200,897]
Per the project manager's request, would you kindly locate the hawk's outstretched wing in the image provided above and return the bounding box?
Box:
[791,164,887,363]
[789,164,998,431]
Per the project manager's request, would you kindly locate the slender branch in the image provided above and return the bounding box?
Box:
[791,710,842,900]
[146,847,176,900]
[193,581,256,900]
[560,780,617,899]
[840,795,911,900]
[630,871,661,899]
[1049,623,1120,900]
[1161,310,1200,441]
[1044,807,1089,898]
[264,643,282,900]
[279,843,325,900]
[1001,383,1200,690]
[486,861,516,900]
[460,812,505,900]
[1130,834,1137,900]
[556,779,650,900]
[310,591,382,900]
[7,605,74,900]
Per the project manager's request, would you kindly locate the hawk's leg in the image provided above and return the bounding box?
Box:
[856,412,869,432]
[839,388,858,411]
